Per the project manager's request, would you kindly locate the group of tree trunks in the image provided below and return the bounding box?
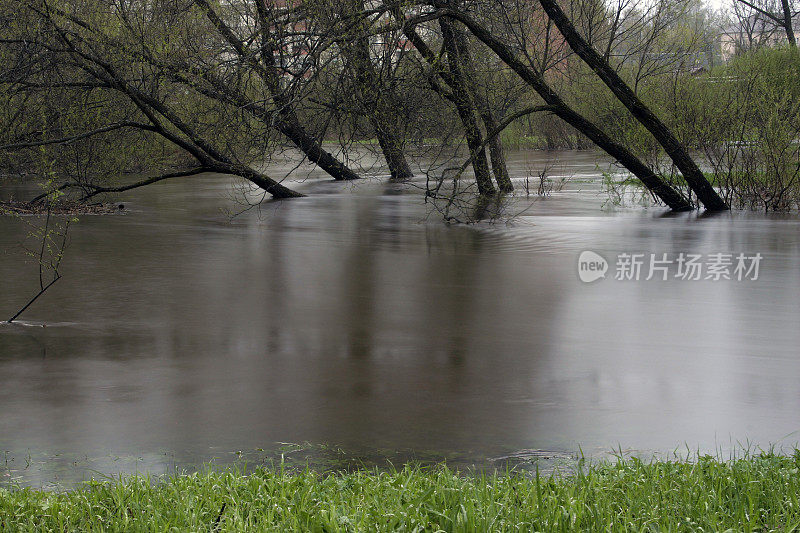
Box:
[2,0,740,212]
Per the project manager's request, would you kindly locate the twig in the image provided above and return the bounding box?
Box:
[7,275,61,324]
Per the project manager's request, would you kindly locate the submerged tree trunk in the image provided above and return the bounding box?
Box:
[198,0,361,182]
[374,127,414,180]
[534,0,727,210]
[274,110,361,181]
[479,110,513,192]
[452,24,513,192]
[439,17,496,196]
[391,3,500,194]
[339,0,414,180]
[430,7,692,211]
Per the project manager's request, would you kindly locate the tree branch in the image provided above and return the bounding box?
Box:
[0,122,157,151]
[733,0,789,26]
[446,105,556,184]
[77,167,211,200]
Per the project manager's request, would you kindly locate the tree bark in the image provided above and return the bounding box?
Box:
[533,0,728,210]
[258,40,361,181]
[339,0,414,180]
[274,111,361,181]
[439,17,496,196]
[452,24,513,192]
[374,127,415,180]
[479,109,513,192]
[391,4,501,194]
[198,0,361,181]
[781,0,797,47]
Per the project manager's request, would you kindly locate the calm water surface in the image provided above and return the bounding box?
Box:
[2,150,800,487]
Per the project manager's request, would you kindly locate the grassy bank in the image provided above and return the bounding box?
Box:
[2,452,800,531]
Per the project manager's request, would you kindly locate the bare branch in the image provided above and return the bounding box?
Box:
[0,122,157,151]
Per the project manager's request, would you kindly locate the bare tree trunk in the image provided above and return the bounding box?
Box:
[274,110,361,181]
[452,24,513,192]
[261,49,361,181]
[533,0,728,210]
[339,1,414,180]
[781,0,797,47]
[374,127,414,180]
[391,4,499,194]
[479,110,513,192]
[432,8,692,211]
[733,0,796,47]
[439,17,496,196]
[46,22,307,200]
[198,0,361,182]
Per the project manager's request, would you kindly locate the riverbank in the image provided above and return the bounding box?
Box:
[2,452,798,531]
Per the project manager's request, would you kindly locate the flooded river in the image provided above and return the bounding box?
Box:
[2,150,800,487]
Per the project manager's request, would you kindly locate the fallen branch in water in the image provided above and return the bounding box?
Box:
[6,275,61,324]
[6,206,70,324]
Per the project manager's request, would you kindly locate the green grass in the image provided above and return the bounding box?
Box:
[3,451,800,531]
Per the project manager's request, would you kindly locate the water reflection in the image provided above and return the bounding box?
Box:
[2,151,800,487]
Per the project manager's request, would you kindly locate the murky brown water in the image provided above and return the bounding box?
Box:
[2,150,800,487]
